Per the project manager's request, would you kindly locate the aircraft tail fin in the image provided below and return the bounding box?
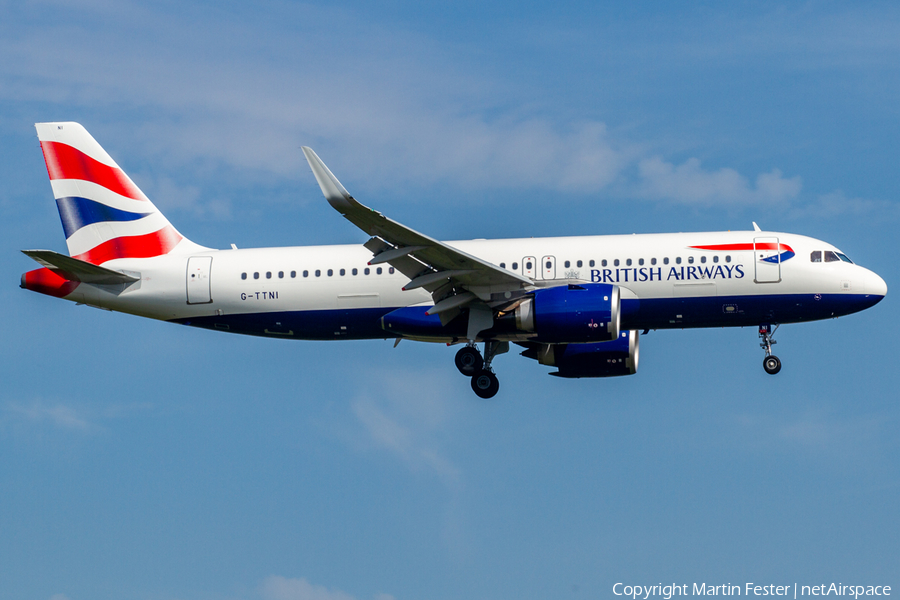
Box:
[34,122,205,265]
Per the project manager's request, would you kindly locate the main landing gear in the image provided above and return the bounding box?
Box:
[759,324,782,375]
[455,341,505,398]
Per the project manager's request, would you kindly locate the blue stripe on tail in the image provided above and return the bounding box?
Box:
[56,196,152,239]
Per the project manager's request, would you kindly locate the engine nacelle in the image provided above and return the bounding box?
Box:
[539,330,639,378]
[515,283,620,343]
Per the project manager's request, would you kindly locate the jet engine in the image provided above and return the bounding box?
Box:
[515,283,620,343]
[520,330,640,378]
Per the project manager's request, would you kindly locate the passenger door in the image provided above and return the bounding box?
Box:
[186,256,213,304]
[754,237,781,283]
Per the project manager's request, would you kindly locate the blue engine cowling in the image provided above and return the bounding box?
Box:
[551,330,640,378]
[515,283,620,343]
[519,330,639,378]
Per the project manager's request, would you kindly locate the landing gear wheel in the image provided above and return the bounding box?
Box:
[455,346,483,376]
[471,370,500,398]
[763,355,782,375]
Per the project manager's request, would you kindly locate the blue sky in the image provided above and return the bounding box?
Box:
[1,1,898,599]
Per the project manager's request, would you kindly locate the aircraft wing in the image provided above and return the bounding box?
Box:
[302,147,534,319]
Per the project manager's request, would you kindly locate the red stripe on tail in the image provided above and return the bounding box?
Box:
[40,141,145,201]
[73,225,183,265]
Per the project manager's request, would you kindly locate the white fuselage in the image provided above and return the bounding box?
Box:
[59,230,886,342]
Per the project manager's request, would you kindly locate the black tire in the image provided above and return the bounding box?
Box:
[455,346,483,376]
[471,370,500,398]
[763,355,782,375]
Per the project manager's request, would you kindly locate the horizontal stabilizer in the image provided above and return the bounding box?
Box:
[22,249,139,284]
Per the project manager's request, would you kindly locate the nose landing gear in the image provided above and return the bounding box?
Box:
[759,324,782,375]
[455,341,507,398]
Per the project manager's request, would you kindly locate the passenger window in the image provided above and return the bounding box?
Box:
[365,267,370,275]
[339,268,345,276]
[526,261,533,270]
[676,257,682,265]
[564,260,570,268]
[254,272,260,279]
[389,267,395,274]
[713,256,719,263]
[545,260,551,269]
[614,259,620,267]
[315,270,321,277]
[687,256,694,264]
[824,251,840,262]
[810,251,822,262]
[638,258,644,266]
[577,260,583,268]
[278,271,284,278]
[500,262,506,268]
[377,267,383,275]
[663,257,669,265]
[651,258,657,265]
[266,272,272,279]
[512,262,519,270]
[291,271,296,278]
[303,270,309,278]
[725,255,731,263]
[352,268,358,275]
[241,273,247,280]
[700,256,706,264]
[327,269,333,276]
[602,259,608,267]
[589,260,595,267]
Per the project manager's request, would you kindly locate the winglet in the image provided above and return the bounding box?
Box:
[301,147,354,213]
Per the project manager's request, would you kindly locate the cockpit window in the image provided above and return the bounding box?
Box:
[810,251,822,263]
[836,252,853,264]
[824,251,841,262]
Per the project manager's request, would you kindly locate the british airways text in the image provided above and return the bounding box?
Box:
[590,265,745,283]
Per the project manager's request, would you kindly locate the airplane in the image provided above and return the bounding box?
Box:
[21,122,887,398]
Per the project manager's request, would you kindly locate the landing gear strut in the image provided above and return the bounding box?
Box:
[759,324,782,375]
[456,341,506,398]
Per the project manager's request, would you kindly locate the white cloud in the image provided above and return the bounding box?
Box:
[260,575,394,600]
[4,400,94,431]
[350,368,461,489]
[636,156,802,206]
[1,399,153,433]
[0,1,809,210]
[735,410,886,466]
[786,190,900,221]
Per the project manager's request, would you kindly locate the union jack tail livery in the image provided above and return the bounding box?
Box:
[35,122,201,264]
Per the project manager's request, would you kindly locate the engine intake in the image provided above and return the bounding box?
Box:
[515,283,620,343]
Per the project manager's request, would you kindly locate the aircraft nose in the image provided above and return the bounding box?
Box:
[866,271,887,297]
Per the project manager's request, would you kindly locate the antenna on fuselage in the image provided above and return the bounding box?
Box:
[752,222,762,232]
